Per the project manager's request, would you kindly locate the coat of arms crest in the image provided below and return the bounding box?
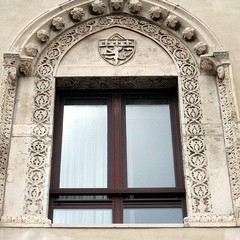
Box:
[98,33,135,66]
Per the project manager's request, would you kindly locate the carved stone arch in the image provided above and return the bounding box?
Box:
[0,0,239,227]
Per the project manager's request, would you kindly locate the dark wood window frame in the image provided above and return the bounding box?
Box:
[49,88,186,223]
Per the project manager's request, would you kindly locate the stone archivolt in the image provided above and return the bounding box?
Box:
[0,0,239,227]
[17,15,217,225]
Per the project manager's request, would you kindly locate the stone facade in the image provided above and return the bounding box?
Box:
[0,0,240,239]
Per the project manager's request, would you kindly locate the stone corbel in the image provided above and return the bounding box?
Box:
[3,53,21,85]
[3,54,33,78]
[200,50,230,76]
[19,57,33,77]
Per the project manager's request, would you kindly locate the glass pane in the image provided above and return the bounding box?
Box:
[60,101,108,188]
[123,208,183,224]
[126,100,175,187]
[53,209,112,224]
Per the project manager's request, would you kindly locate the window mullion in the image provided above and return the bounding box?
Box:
[111,93,125,189]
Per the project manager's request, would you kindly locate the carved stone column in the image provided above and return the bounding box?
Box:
[0,53,20,217]
[200,51,240,226]
[0,54,37,226]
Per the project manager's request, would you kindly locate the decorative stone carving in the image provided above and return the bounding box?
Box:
[128,0,142,13]
[57,77,177,89]
[184,214,236,226]
[236,198,240,226]
[110,0,124,10]
[69,7,85,22]
[182,27,195,41]
[200,51,230,74]
[217,65,225,80]
[214,57,240,226]
[1,215,51,226]
[91,0,106,15]
[51,17,65,31]
[199,50,240,226]
[36,29,50,43]
[19,15,213,225]
[7,67,17,86]
[25,43,38,57]
[98,33,135,65]
[149,6,162,20]
[19,58,33,76]
[200,58,215,72]
[165,15,179,29]
[194,42,208,56]
[0,53,20,217]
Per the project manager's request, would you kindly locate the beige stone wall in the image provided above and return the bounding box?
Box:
[1,227,240,240]
[0,0,239,110]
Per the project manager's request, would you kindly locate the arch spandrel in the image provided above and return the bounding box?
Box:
[0,0,239,227]
[56,27,177,77]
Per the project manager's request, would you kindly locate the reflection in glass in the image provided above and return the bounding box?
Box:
[123,208,183,224]
[60,102,108,188]
[126,100,175,187]
[53,209,112,224]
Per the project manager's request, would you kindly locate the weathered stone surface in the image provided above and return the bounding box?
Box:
[0,0,239,231]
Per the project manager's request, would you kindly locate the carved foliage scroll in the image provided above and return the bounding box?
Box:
[217,65,240,222]
[0,54,20,216]
[21,15,213,223]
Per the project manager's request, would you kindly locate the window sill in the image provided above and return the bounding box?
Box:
[51,223,184,228]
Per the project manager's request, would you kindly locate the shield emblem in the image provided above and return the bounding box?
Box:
[98,33,135,66]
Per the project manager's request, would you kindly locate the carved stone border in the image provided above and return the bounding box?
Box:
[0,54,20,216]
[200,52,240,225]
[0,14,237,226]
[26,15,213,225]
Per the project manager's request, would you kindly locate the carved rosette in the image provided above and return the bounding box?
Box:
[19,58,33,76]
[69,7,85,22]
[51,17,65,31]
[110,0,124,10]
[165,15,179,29]
[128,0,142,13]
[91,0,106,15]
[149,6,162,20]
[25,43,39,57]
[182,27,195,41]
[0,53,20,217]
[200,58,215,72]
[19,15,215,225]
[194,42,208,56]
[36,29,50,43]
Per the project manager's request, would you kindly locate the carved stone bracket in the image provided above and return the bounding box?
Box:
[19,57,33,77]
[0,53,20,218]
[200,51,230,74]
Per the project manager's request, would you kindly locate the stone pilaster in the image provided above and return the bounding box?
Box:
[200,51,240,226]
[0,53,20,217]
